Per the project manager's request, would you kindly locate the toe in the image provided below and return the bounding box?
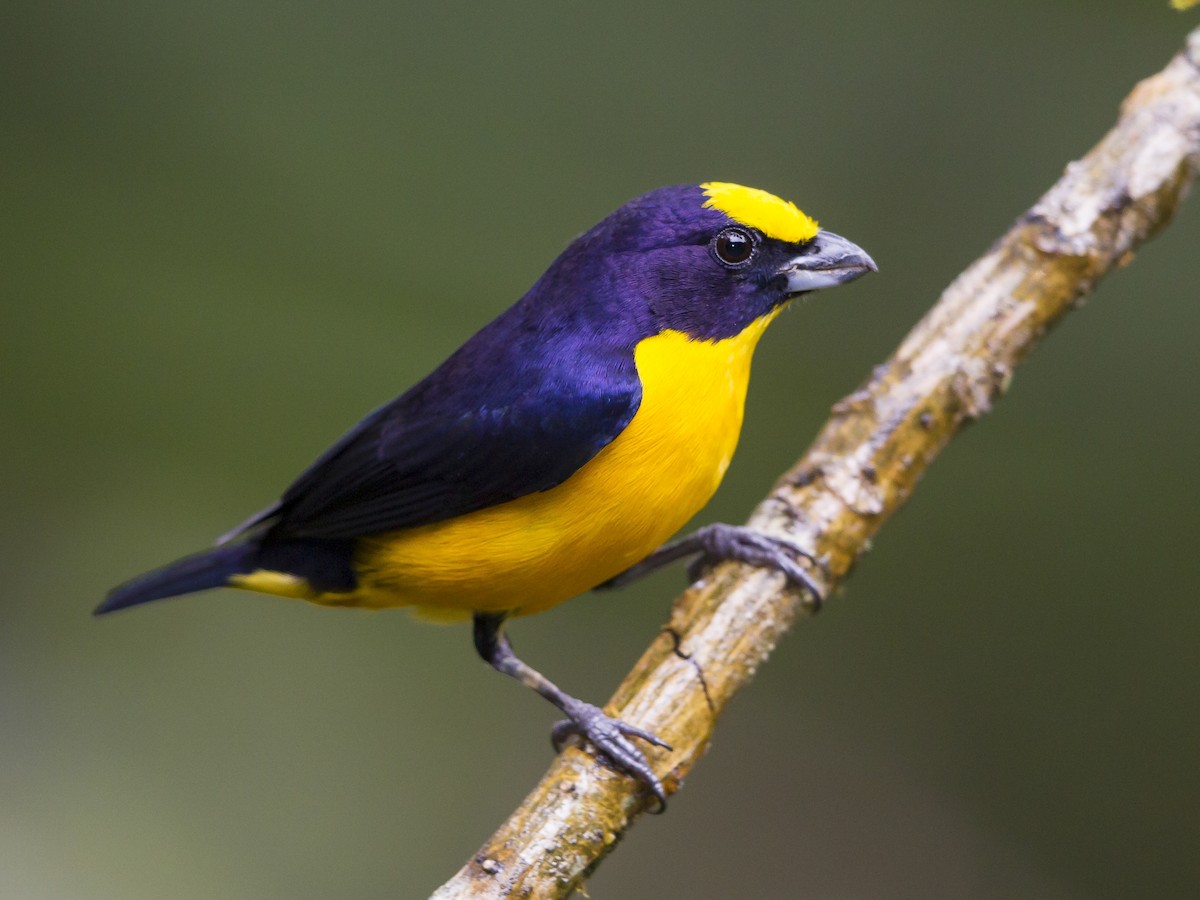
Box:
[548,705,670,808]
[615,721,672,751]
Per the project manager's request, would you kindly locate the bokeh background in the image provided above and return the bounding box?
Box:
[4,2,1198,898]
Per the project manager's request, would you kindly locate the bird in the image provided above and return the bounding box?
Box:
[99,182,876,806]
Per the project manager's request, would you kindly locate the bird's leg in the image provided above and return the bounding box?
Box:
[598,523,826,609]
[472,612,671,809]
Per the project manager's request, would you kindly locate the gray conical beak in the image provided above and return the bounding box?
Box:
[778,230,877,295]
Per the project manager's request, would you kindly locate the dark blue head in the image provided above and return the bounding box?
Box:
[526,182,876,343]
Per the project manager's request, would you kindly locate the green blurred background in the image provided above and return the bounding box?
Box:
[4,2,1198,897]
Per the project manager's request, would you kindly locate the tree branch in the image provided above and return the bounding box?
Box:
[432,27,1200,900]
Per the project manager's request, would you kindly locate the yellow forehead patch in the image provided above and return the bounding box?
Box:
[700,182,819,244]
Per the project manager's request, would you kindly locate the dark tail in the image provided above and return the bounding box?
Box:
[96,544,258,615]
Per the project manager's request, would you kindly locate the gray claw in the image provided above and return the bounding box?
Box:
[688,525,825,608]
[599,524,826,610]
[550,701,671,811]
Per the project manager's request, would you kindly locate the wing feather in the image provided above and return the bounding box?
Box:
[268,351,641,540]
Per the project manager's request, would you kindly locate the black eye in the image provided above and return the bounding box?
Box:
[712,227,755,266]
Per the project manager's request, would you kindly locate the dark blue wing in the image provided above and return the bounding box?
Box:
[267,340,642,541]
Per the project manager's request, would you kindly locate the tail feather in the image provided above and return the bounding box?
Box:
[96,544,257,615]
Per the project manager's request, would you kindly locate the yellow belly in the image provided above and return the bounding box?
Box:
[243,312,778,618]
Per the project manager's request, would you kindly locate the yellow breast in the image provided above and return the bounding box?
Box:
[304,311,780,618]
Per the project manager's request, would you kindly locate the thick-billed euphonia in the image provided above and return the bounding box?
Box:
[99,182,875,803]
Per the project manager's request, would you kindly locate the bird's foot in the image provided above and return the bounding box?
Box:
[550,700,671,811]
[684,524,826,607]
[602,523,826,610]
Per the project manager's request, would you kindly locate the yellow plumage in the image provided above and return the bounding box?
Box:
[273,311,782,618]
[700,182,820,244]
